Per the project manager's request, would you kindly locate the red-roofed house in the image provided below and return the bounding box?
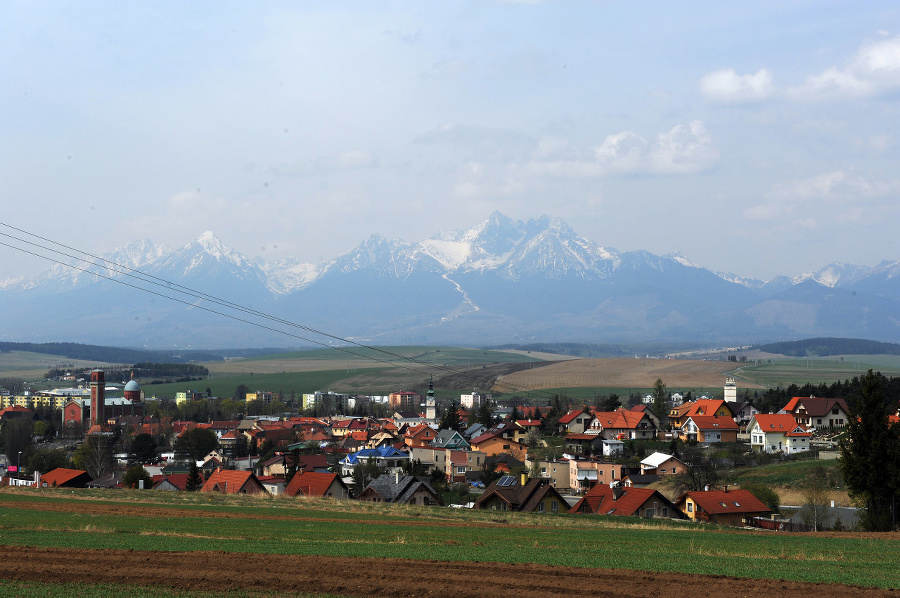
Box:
[781,396,849,429]
[557,410,594,434]
[675,488,771,526]
[569,483,681,519]
[200,469,268,495]
[40,468,92,488]
[680,415,739,444]
[284,472,350,499]
[748,414,811,454]
[152,473,202,491]
[590,410,656,440]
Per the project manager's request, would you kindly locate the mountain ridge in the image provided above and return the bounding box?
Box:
[1,212,898,347]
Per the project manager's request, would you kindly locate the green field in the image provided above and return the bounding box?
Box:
[142,369,373,401]
[1,489,899,591]
[737,355,900,387]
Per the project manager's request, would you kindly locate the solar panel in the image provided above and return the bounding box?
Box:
[497,475,516,487]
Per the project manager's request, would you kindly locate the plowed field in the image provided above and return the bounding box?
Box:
[1,545,892,598]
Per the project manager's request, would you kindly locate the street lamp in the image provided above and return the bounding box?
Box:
[17,451,22,483]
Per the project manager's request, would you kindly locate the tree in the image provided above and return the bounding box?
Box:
[73,435,115,479]
[600,394,622,411]
[674,444,720,494]
[174,428,219,462]
[123,465,153,490]
[1,418,33,462]
[476,401,495,428]
[185,461,203,491]
[652,378,669,429]
[284,448,301,486]
[799,467,831,531]
[439,402,462,431]
[130,433,158,464]
[234,383,251,401]
[839,370,900,531]
[27,448,71,474]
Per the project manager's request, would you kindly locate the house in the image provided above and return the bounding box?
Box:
[781,396,850,429]
[357,473,440,506]
[524,457,571,490]
[731,401,759,427]
[469,432,527,460]
[339,446,409,476]
[622,474,660,488]
[590,410,657,440]
[679,415,739,444]
[557,410,594,435]
[747,414,811,454]
[669,399,734,430]
[568,458,623,493]
[639,452,687,476]
[474,474,567,513]
[39,468,92,488]
[569,483,681,519]
[675,488,771,526]
[200,469,268,495]
[403,424,438,448]
[152,473,201,491]
[430,429,470,450]
[285,472,350,499]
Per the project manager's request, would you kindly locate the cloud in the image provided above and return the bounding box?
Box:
[788,34,900,99]
[528,121,718,177]
[767,170,900,202]
[746,170,900,222]
[699,68,775,103]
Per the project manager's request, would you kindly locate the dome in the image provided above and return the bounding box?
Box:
[124,379,141,392]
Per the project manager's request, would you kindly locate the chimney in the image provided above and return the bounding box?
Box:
[520,472,528,486]
[704,484,709,491]
[395,470,400,484]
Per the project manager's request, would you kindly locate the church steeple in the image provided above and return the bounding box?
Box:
[426,375,436,420]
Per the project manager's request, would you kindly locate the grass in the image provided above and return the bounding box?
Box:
[1,488,900,589]
[0,581,346,598]
[737,355,900,387]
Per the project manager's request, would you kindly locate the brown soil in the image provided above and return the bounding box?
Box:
[1,545,894,598]
[493,357,765,392]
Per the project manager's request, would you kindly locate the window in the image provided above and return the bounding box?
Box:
[662,507,668,517]
[687,503,693,513]
[538,502,545,512]
[503,444,510,449]
[551,500,558,512]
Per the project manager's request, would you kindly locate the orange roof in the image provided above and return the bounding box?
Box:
[558,409,586,424]
[41,468,90,487]
[285,472,343,497]
[592,410,649,430]
[200,469,265,494]
[752,413,807,433]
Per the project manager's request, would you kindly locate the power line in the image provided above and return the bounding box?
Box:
[0,223,573,402]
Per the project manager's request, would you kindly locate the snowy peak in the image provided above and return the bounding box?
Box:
[793,262,871,288]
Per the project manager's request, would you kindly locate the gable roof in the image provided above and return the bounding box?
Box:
[284,472,346,497]
[782,396,850,417]
[476,476,566,512]
[569,484,674,517]
[200,469,267,494]
[558,409,587,425]
[41,468,91,487]
[751,413,809,434]
[362,474,439,504]
[677,488,771,515]
[640,452,682,469]
[685,415,739,431]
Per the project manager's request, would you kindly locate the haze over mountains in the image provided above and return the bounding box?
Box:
[2,212,898,348]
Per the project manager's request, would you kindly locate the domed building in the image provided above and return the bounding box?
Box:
[124,374,142,402]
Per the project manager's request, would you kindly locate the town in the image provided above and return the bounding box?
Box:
[1,365,884,532]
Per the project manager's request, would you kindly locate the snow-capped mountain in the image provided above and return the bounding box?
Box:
[2,213,899,346]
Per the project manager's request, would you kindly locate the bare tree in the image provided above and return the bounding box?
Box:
[799,466,831,531]
[73,435,116,479]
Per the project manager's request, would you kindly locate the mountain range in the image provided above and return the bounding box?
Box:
[2,212,899,348]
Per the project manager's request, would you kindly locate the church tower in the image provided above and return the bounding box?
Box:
[426,376,437,420]
[724,377,737,403]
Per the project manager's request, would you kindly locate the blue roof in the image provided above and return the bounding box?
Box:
[344,446,407,464]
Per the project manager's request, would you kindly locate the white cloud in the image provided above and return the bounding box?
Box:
[528,121,718,178]
[767,170,900,202]
[788,35,900,99]
[699,68,775,103]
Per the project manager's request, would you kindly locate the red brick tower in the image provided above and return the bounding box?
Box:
[90,370,105,427]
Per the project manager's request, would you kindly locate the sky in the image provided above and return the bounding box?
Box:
[2,1,899,282]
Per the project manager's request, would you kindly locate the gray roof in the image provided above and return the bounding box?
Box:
[363,474,438,504]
